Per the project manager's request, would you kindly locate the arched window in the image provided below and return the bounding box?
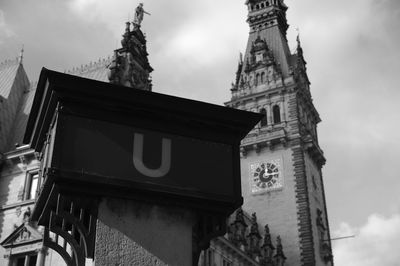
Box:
[266,1,270,6]
[260,108,268,127]
[261,72,265,83]
[255,73,260,86]
[273,105,281,124]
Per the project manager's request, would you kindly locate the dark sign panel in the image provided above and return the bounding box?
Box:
[55,115,235,200]
[25,69,262,216]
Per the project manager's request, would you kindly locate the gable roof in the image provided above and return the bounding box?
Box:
[0,223,42,248]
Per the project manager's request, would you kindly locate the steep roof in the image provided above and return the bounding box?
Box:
[0,58,30,152]
[65,56,112,82]
[0,58,21,99]
[0,56,112,153]
[8,81,37,147]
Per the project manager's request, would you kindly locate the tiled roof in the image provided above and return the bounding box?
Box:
[65,56,112,82]
[0,58,20,99]
[1,56,112,151]
[9,81,37,147]
[0,58,30,152]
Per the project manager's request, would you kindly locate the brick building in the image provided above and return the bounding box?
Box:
[0,1,332,265]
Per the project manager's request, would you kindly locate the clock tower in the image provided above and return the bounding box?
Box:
[225,0,334,265]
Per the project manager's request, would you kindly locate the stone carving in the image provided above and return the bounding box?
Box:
[273,236,286,266]
[247,213,261,259]
[260,225,274,266]
[18,227,32,242]
[23,207,31,223]
[227,209,286,265]
[108,20,153,91]
[228,208,248,248]
[133,3,150,27]
[316,209,333,263]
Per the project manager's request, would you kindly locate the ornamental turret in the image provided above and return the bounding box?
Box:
[108,4,153,91]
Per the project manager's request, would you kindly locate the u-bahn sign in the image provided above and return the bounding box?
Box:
[24,68,261,216]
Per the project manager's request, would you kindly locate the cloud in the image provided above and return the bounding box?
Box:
[333,213,400,266]
[0,10,15,44]
[284,0,400,229]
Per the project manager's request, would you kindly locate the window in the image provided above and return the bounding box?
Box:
[24,172,39,200]
[255,73,260,85]
[260,108,268,127]
[12,253,37,266]
[261,72,265,83]
[273,105,281,124]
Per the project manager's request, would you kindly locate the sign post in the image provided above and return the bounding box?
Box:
[24,68,261,265]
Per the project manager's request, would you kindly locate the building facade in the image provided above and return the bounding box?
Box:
[0,1,332,265]
[224,0,333,265]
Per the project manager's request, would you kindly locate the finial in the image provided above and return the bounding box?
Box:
[274,235,286,260]
[125,21,131,33]
[296,27,301,46]
[256,26,261,37]
[239,52,243,64]
[19,44,24,64]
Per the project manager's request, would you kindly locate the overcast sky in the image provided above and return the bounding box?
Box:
[1,0,400,264]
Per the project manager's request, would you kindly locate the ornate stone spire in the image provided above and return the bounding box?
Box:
[247,213,262,259]
[19,45,24,64]
[231,53,243,92]
[293,30,310,87]
[242,0,291,78]
[108,18,153,91]
[229,208,248,248]
[260,225,275,266]
[273,236,286,266]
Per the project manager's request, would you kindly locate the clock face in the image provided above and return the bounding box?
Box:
[250,159,283,194]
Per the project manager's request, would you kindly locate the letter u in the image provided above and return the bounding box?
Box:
[133,133,171,178]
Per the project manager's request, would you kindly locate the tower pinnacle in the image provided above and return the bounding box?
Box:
[19,45,24,64]
[225,1,333,265]
[108,17,153,90]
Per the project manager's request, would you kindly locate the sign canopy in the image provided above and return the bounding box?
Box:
[24,68,261,218]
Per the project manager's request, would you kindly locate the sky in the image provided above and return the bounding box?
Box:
[1,0,400,264]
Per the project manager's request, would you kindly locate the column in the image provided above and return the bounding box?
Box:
[267,104,272,125]
[36,247,47,266]
[280,101,285,123]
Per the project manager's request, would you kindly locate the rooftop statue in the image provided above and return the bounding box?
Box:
[133,3,150,26]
